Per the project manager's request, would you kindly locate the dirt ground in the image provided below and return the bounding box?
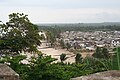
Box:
[38,42,94,63]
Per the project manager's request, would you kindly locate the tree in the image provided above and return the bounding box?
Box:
[75,53,83,64]
[102,47,110,59]
[45,31,55,47]
[92,47,102,58]
[60,53,66,62]
[112,47,120,70]
[66,42,71,50]
[60,39,66,49]
[93,47,110,59]
[0,13,41,55]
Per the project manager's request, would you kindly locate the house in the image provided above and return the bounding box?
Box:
[39,31,46,39]
[111,39,120,47]
[96,44,105,47]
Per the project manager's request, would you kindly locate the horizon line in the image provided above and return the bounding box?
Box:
[35,22,120,24]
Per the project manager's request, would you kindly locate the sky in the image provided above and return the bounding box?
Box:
[0,0,120,23]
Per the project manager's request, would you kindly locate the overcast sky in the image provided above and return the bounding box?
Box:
[0,0,120,23]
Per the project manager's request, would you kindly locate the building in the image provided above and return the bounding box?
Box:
[111,39,120,47]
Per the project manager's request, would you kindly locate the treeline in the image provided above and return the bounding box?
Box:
[37,24,120,40]
[38,25,120,32]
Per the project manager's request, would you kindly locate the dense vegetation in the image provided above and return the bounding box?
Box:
[0,54,108,80]
[0,13,120,80]
[0,47,120,80]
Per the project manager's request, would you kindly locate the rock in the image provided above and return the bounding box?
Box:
[71,70,120,80]
[0,64,19,80]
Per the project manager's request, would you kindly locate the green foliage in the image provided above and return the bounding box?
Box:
[89,47,120,70]
[24,55,108,80]
[75,53,83,64]
[60,53,66,62]
[0,53,112,80]
[92,47,102,58]
[112,47,120,70]
[102,47,110,59]
[26,54,57,80]
[0,55,94,80]
[83,56,109,72]
[46,31,56,47]
[38,24,120,32]
[92,47,110,59]
[60,39,66,49]
[66,42,71,50]
[0,13,41,54]
[0,55,29,80]
[41,34,46,40]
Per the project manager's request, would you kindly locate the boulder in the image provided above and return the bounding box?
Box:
[71,70,120,80]
[0,64,19,80]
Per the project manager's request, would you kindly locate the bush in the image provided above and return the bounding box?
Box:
[60,53,66,62]
[75,53,83,64]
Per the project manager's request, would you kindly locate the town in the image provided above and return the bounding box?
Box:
[59,30,120,51]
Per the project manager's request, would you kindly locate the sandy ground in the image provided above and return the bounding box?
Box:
[38,42,75,63]
[21,41,93,64]
[38,42,93,63]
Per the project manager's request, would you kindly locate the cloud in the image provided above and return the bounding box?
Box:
[0,0,120,23]
[1,7,119,23]
[1,0,120,9]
